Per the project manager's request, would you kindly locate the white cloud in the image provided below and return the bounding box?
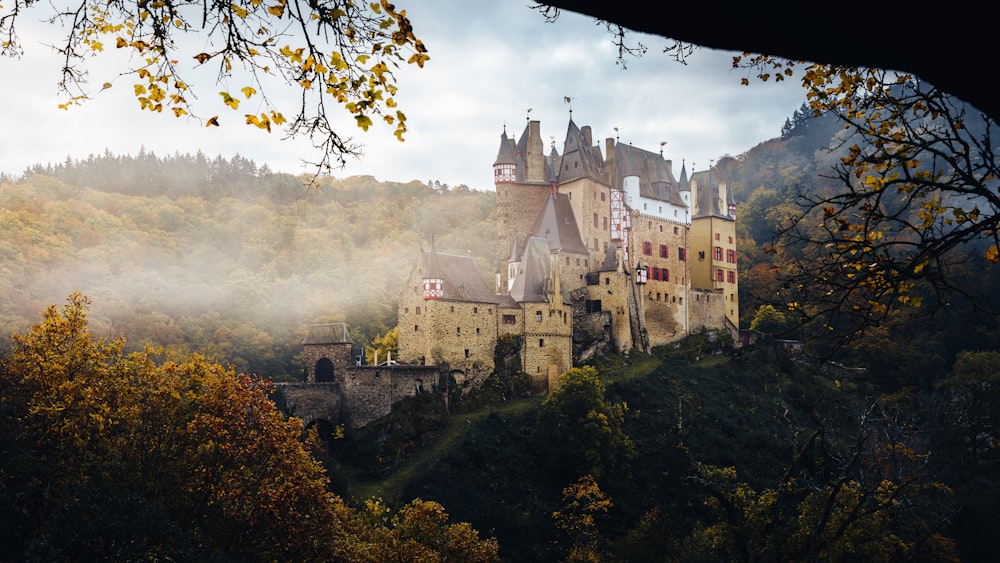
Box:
[0,0,807,188]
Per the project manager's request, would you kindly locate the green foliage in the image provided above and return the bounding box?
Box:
[748,304,789,335]
[533,366,636,479]
[365,326,399,365]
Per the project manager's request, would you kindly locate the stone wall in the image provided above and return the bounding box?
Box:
[274,364,441,429]
[338,365,441,428]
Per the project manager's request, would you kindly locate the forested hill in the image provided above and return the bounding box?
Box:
[720,104,1000,389]
[0,152,496,378]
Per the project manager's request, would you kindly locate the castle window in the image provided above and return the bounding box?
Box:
[456,327,460,335]
[576,258,580,266]
[716,268,725,282]
[659,225,663,232]
[679,248,687,261]
[642,241,652,255]
[536,311,542,322]
[716,233,721,240]
[652,267,659,281]
[727,249,736,263]
[728,270,736,284]
[474,306,479,314]
[539,338,544,347]
[604,242,608,253]
[594,213,598,227]
[674,226,679,234]
[566,257,570,265]
[698,251,705,260]
[679,297,683,305]
[416,306,421,314]
[594,238,599,250]
[729,236,734,244]
[450,305,455,312]
[601,192,606,202]
[605,277,610,285]
[585,259,589,267]
[414,325,419,331]
[476,327,481,334]
[503,314,516,324]
[659,244,668,258]
[714,246,723,260]
[664,268,670,281]
[657,292,661,301]
[465,349,470,358]
[404,307,409,313]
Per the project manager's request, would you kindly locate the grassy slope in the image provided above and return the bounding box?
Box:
[329,344,866,561]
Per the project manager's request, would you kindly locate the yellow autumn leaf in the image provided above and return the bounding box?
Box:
[241,86,257,98]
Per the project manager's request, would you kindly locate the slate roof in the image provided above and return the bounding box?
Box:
[557,119,605,184]
[420,249,499,304]
[302,322,352,345]
[613,142,685,206]
[509,237,555,303]
[530,192,589,255]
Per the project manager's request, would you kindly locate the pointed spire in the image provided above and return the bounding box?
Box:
[678,159,690,192]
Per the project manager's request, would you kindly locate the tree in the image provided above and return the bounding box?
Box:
[0,293,497,561]
[552,474,613,562]
[753,66,1000,351]
[365,326,399,365]
[0,0,428,176]
[533,366,635,478]
[748,304,788,336]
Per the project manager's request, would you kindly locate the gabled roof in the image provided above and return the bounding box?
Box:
[302,322,351,345]
[419,248,498,304]
[508,237,554,303]
[614,142,685,206]
[691,170,729,219]
[529,192,589,255]
[557,119,605,183]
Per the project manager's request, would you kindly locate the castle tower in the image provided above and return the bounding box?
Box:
[495,121,554,294]
[689,170,739,331]
[302,323,354,383]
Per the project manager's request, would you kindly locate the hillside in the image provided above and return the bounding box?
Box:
[324,338,992,562]
[0,153,496,377]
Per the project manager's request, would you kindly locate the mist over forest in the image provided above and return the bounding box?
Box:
[1,152,496,378]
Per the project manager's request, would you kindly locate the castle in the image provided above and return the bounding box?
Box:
[394,116,739,393]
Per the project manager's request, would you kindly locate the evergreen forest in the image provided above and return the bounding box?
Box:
[2,102,999,561]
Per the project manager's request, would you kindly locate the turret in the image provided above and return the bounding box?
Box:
[422,238,444,300]
[678,159,690,210]
[493,128,517,184]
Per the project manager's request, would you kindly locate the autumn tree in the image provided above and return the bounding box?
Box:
[748,63,1000,350]
[552,474,613,562]
[0,0,429,175]
[0,293,497,561]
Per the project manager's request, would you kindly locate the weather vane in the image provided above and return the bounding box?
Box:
[563,96,574,116]
[614,127,619,141]
[526,107,533,122]
[659,141,667,156]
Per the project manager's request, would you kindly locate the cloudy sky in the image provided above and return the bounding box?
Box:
[0,1,808,190]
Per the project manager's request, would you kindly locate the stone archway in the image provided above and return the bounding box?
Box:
[315,357,335,382]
